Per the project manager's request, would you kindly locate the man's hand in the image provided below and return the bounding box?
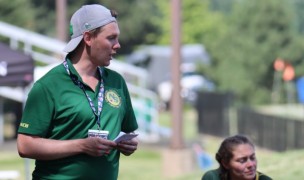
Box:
[83,137,117,157]
[116,138,138,156]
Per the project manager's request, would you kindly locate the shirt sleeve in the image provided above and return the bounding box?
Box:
[201,170,219,180]
[18,82,54,137]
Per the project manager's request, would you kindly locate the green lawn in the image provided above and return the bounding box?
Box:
[119,135,304,180]
[1,107,304,179]
[1,139,304,180]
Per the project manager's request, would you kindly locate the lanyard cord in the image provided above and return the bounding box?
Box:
[63,60,105,130]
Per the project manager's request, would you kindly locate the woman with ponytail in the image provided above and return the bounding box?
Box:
[202,135,272,180]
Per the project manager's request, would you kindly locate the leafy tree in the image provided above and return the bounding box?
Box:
[154,0,227,45]
[100,0,162,54]
[0,0,36,30]
[205,0,304,104]
[29,0,57,37]
[292,0,304,34]
[209,0,234,14]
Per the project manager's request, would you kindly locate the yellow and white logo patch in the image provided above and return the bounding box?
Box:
[20,123,29,128]
[105,90,121,108]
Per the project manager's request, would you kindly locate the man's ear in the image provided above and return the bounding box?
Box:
[83,31,92,46]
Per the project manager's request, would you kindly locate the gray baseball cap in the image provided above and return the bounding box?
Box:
[63,4,117,53]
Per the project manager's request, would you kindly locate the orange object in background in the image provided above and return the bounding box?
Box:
[274,58,285,71]
[282,63,295,81]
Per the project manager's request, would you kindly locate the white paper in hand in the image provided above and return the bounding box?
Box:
[114,132,138,143]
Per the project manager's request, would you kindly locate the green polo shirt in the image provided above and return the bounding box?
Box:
[201,168,272,180]
[18,59,138,180]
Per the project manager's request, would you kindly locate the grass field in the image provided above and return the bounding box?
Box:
[1,107,304,179]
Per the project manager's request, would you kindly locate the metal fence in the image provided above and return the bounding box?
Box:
[196,92,233,137]
[237,108,304,151]
[196,92,304,152]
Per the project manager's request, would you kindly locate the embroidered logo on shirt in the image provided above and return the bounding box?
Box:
[105,90,121,108]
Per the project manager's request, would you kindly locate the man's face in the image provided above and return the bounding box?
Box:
[90,22,120,67]
[225,144,257,180]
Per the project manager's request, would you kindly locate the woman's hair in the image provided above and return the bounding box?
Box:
[215,134,254,180]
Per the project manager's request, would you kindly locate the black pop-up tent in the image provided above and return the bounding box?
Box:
[0,42,34,142]
[0,42,34,87]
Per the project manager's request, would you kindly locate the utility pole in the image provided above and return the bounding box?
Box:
[56,0,67,42]
[162,1,193,178]
[170,0,184,149]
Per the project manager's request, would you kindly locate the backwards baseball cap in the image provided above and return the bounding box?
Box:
[63,4,117,53]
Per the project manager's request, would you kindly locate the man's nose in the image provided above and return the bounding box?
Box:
[113,41,121,50]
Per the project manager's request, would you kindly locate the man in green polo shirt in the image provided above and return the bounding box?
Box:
[17,4,138,180]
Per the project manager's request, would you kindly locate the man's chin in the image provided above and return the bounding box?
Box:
[102,59,112,67]
[103,62,111,67]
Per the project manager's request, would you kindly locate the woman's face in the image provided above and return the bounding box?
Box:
[224,144,257,180]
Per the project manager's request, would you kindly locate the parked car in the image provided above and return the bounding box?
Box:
[157,71,215,109]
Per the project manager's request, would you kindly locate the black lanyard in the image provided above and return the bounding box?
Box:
[63,60,105,130]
